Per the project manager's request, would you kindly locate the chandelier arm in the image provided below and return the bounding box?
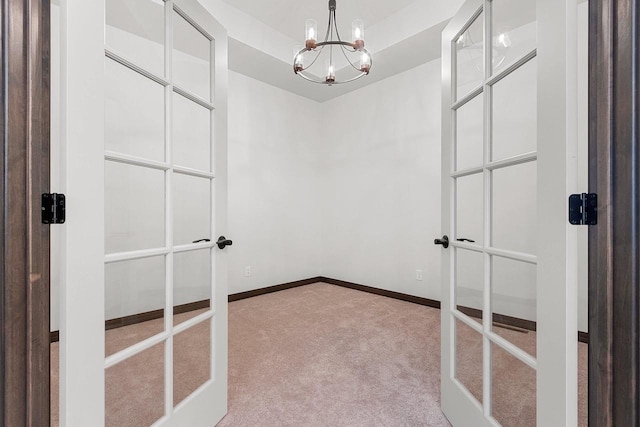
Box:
[296,69,368,85]
[329,11,335,69]
[300,45,325,71]
[296,70,332,84]
[339,44,363,72]
[324,71,368,85]
[322,8,332,43]
[332,9,344,44]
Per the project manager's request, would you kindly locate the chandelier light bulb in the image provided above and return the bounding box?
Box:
[352,19,365,49]
[326,62,336,84]
[293,45,304,72]
[305,19,318,49]
[360,52,371,73]
[497,32,512,48]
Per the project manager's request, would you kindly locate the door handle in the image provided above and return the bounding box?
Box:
[456,238,476,243]
[216,236,233,249]
[434,235,449,249]
[192,238,211,243]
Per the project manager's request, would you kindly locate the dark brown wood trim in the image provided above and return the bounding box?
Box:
[52,277,591,348]
[589,0,640,425]
[456,306,537,332]
[228,277,590,343]
[457,305,589,344]
[228,277,324,302]
[0,0,51,425]
[50,300,212,343]
[319,277,442,309]
[173,299,210,316]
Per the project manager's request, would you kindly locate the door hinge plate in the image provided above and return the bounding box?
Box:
[42,193,66,224]
[569,193,597,225]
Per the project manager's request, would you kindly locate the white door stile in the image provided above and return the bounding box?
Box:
[59,0,106,425]
[536,0,578,425]
[163,0,175,421]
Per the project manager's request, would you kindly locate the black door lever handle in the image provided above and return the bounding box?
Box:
[456,238,476,243]
[216,236,233,249]
[434,235,449,249]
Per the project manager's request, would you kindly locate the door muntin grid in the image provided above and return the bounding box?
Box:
[104,0,217,420]
[449,0,538,419]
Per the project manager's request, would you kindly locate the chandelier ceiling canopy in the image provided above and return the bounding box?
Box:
[293,0,372,86]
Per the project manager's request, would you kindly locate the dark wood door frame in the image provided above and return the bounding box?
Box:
[589,0,640,425]
[0,0,51,425]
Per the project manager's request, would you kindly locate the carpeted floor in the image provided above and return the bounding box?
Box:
[51,282,588,426]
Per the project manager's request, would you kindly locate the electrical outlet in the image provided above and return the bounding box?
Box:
[416,269,423,281]
[245,266,252,277]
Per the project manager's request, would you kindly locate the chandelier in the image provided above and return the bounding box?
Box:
[293,0,372,86]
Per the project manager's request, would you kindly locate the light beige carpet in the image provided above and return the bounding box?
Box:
[51,282,588,426]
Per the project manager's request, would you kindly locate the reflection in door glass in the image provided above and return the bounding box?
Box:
[455,319,483,404]
[173,174,212,247]
[105,58,166,162]
[174,249,212,326]
[491,58,537,161]
[105,161,166,254]
[105,256,166,357]
[491,343,536,426]
[455,248,484,318]
[456,12,484,100]
[173,10,212,101]
[173,92,212,172]
[492,161,537,255]
[491,256,537,357]
[105,342,165,427]
[456,173,484,247]
[491,0,536,75]
[456,94,484,171]
[106,0,165,76]
[174,320,212,406]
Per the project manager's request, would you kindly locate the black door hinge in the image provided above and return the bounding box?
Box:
[42,193,66,224]
[569,193,597,225]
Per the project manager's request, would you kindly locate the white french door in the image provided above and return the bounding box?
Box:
[440,0,578,426]
[59,0,228,426]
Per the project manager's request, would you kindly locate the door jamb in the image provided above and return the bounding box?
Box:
[588,0,640,425]
[0,0,51,425]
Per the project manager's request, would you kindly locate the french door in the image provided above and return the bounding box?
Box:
[440,0,578,426]
[58,0,228,425]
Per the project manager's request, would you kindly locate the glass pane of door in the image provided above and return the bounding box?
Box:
[106,0,165,76]
[456,12,484,100]
[456,94,484,171]
[173,9,212,101]
[491,0,536,74]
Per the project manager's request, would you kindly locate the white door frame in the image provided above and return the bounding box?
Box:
[440,0,578,425]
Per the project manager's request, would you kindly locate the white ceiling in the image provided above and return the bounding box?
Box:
[218,0,418,42]
[210,0,465,102]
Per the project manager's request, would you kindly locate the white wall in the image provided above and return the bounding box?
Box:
[227,71,324,294]
[319,59,443,301]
